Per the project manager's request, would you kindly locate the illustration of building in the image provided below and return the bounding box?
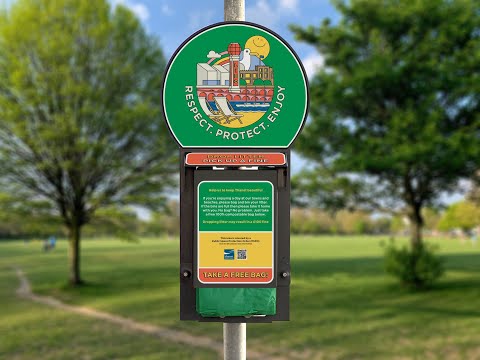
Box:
[197,63,230,86]
[213,65,229,86]
[256,66,274,84]
[240,65,274,85]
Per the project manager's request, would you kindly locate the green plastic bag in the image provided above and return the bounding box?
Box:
[196,288,276,317]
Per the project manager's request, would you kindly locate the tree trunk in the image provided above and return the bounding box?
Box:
[408,203,423,251]
[408,203,428,288]
[68,224,83,286]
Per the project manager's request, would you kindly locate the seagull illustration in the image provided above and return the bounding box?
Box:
[240,48,251,71]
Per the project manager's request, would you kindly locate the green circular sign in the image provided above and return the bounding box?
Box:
[162,22,308,148]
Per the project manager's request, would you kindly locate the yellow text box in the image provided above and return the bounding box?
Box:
[198,232,273,267]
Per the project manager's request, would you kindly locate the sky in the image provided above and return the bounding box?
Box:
[111,0,337,79]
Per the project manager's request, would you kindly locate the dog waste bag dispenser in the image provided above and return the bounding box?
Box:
[161,22,308,323]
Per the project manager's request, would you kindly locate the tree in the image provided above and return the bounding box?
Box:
[438,201,480,232]
[422,208,442,232]
[144,200,180,238]
[290,207,336,234]
[291,0,480,250]
[0,0,177,285]
[82,207,141,240]
[0,192,61,238]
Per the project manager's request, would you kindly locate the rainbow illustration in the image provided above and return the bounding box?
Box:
[207,51,229,65]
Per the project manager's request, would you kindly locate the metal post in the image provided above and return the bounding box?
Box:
[224,0,245,21]
[223,323,246,360]
[222,2,246,359]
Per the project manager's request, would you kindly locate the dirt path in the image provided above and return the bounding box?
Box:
[14,268,289,360]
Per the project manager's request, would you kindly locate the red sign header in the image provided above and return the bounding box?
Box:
[185,153,286,166]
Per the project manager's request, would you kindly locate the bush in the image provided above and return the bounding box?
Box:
[383,240,444,289]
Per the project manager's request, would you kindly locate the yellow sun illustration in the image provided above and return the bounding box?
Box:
[244,35,270,60]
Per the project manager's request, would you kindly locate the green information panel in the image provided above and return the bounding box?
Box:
[198,181,273,231]
[162,22,308,148]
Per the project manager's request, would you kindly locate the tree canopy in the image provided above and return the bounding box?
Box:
[291,0,480,248]
[0,0,176,284]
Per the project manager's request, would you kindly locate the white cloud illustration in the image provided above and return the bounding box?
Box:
[207,50,221,59]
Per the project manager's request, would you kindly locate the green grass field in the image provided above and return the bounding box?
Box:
[1,236,479,359]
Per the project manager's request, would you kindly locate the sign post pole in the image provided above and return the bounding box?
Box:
[224,321,246,360]
[223,3,246,359]
[224,0,244,22]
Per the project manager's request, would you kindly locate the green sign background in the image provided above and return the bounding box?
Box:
[198,181,273,232]
[162,23,308,148]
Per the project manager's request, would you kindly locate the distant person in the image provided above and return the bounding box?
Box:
[49,236,56,249]
[42,239,50,252]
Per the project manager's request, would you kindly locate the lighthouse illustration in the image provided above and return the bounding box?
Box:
[227,42,241,93]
